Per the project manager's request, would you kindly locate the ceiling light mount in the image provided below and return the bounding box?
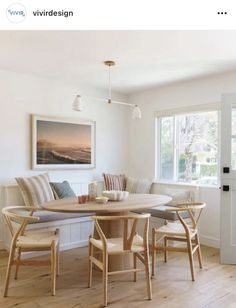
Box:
[104,60,116,67]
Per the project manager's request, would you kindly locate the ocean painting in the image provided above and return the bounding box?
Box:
[32,116,95,169]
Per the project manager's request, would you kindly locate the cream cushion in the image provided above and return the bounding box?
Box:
[163,187,191,206]
[126,177,152,194]
[15,173,54,207]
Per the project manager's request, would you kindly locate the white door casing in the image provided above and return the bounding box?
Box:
[220,93,236,264]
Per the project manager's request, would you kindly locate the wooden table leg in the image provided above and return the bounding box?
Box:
[94,211,132,271]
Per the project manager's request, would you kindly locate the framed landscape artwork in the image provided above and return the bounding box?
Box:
[32,115,95,170]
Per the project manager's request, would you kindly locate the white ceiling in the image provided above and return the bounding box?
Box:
[1,31,236,94]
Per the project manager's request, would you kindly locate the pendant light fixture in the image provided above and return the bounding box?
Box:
[73,95,83,111]
[73,61,142,119]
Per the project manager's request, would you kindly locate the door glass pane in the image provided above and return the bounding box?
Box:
[232,108,236,135]
[177,111,218,185]
[160,117,174,180]
[231,108,236,169]
[231,138,236,170]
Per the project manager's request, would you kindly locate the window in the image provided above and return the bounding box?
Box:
[157,109,218,186]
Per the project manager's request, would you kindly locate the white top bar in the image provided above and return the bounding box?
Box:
[0,0,236,30]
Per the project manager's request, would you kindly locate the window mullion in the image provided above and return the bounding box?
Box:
[157,118,161,180]
[176,116,179,182]
[173,116,178,182]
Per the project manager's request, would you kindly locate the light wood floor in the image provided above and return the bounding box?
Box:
[0,245,236,308]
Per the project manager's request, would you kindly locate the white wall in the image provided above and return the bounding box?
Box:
[127,71,236,248]
[0,69,129,248]
[0,69,129,185]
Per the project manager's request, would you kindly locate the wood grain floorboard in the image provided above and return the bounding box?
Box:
[0,246,236,307]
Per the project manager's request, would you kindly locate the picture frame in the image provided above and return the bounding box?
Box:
[31,115,96,170]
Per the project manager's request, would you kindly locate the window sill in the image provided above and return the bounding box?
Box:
[154,180,219,189]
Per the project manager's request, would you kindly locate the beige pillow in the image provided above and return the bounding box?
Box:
[163,187,191,206]
[126,177,152,194]
[15,173,54,207]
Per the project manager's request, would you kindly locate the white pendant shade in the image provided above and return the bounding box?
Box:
[73,95,83,111]
[132,105,142,119]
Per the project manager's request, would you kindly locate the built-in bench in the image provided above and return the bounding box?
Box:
[0,184,94,254]
[0,181,196,253]
[95,181,197,237]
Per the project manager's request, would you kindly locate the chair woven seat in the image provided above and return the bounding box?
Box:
[17,230,59,248]
[90,234,144,254]
[156,222,197,236]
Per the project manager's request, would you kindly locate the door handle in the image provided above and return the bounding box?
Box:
[223,167,230,173]
[222,185,230,191]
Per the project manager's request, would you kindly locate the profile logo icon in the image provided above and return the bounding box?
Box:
[6,3,27,23]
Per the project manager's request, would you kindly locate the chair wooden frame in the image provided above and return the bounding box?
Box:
[2,206,60,297]
[88,213,152,306]
[152,202,206,281]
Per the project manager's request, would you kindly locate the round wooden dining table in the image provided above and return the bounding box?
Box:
[42,193,171,271]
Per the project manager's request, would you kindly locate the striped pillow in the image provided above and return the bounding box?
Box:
[103,173,126,191]
[15,173,55,207]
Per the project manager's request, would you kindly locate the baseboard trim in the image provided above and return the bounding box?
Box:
[199,234,220,249]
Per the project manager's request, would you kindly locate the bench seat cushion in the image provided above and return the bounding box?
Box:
[14,210,92,224]
[135,205,189,221]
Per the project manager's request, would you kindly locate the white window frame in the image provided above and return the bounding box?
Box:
[155,103,221,187]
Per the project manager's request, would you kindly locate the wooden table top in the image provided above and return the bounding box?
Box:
[42,193,172,214]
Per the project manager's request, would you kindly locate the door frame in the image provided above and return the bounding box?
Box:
[220,93,236,264]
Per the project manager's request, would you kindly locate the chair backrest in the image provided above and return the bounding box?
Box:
[2,206,40,246]
[92,213,150,251]
[170,202,206,234]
